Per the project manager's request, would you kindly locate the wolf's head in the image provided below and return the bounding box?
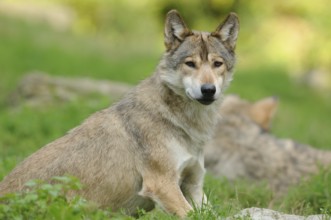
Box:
[159,10,239,105]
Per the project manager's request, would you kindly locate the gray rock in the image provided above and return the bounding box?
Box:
[8,71,132,106]
[229,208,329,220]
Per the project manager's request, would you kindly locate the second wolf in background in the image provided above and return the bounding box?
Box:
[205,95,331,194]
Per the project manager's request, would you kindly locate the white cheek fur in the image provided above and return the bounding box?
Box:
[183,77,203,100]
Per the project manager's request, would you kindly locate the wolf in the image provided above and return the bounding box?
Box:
[205,95,331,194]
[0,10,239,217]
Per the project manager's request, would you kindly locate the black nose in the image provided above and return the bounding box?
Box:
[201,84,216,97]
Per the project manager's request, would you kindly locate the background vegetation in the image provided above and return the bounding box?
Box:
[0,0,330,219]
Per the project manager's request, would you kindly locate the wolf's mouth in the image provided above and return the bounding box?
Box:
[197,98,215,105]
[185,89,216,105]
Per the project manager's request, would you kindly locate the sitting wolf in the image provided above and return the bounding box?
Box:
[0,10,240,218]
[204,95,331,194]
[8,73,331,194]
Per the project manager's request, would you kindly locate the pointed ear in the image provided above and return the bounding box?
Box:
[164,10,191,51]
[212,12,239,51]
[249,96,279,131]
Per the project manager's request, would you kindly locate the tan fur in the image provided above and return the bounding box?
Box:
[248,96,278,131]
[0,10,239,218]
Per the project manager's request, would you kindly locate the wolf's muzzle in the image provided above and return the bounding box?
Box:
[198,84,216,105]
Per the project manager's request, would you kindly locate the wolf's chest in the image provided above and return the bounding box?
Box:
[167,138,205,182]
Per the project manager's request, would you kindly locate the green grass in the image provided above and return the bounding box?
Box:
[0,15,330,219]
[279,168,331,215]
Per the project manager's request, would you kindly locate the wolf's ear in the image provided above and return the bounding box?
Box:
[212,13,239,51]
[164,10,191,51]
[249,96,279,131]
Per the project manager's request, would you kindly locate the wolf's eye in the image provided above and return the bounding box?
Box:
[214,61,223,67]
[185,61,196,68]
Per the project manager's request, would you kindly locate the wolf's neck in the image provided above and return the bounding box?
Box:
[156,77,221,145]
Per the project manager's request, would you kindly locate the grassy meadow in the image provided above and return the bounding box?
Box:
[0,15,331,219]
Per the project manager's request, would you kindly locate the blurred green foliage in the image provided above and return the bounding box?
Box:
[56,0,331,86]
[3,0,331,86]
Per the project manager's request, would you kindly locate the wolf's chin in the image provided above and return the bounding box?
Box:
[197,98,215,105]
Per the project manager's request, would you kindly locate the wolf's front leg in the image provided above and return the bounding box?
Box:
[181,182,208,208]
[139,174,193,218]
[180,162,208,208]
[181,179,209,210]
